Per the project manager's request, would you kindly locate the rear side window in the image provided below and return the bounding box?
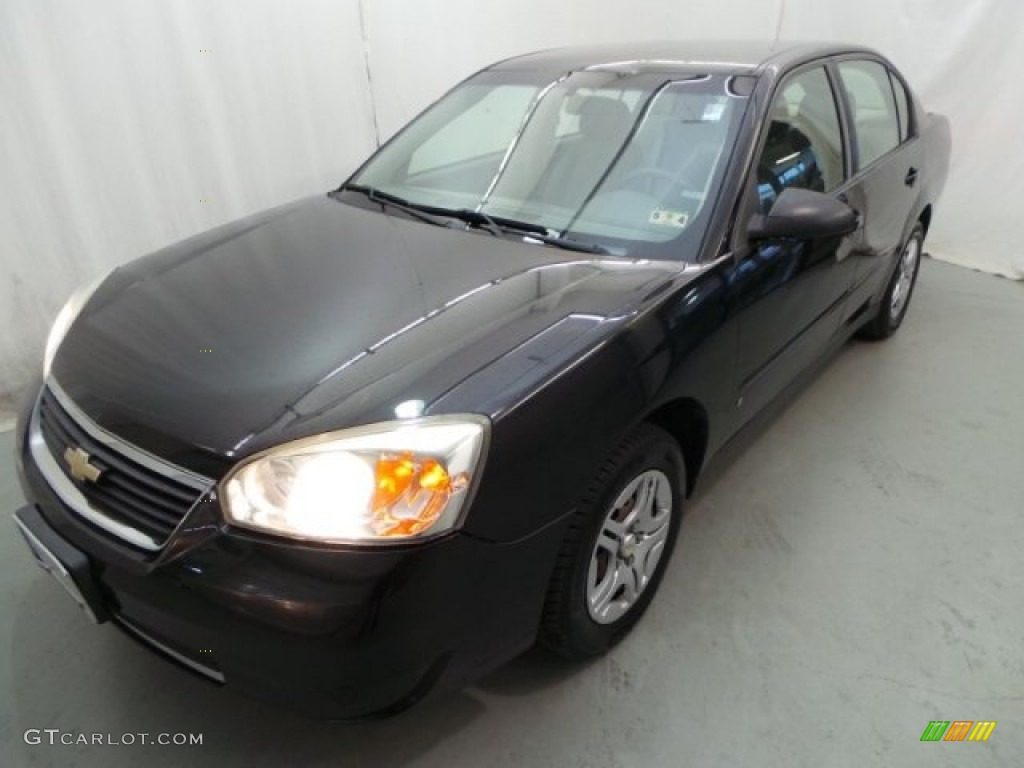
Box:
[838,60,900,168]
[889,71,912,142]
[756,66,844,214]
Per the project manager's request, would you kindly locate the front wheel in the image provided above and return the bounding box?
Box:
[859,223,924,340]
[540,423,684,659]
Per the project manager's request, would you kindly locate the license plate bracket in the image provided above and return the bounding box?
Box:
[14,507,107,623]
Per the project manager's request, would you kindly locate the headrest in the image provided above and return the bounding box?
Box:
[577,96,633,140]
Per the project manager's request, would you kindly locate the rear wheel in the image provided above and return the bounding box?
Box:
[540,423,684,659]
[859,223,924,339]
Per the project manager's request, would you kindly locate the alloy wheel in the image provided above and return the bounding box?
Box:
[586,469,673,625]
[890,237,920,320]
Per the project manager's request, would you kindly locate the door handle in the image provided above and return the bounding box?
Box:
[905,167,919,187]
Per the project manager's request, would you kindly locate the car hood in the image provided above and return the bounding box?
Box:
[52,195,688,476]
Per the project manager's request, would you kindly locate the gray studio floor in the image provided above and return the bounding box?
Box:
[2,259,1022,768]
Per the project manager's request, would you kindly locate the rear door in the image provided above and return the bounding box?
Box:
[831,58,923,312]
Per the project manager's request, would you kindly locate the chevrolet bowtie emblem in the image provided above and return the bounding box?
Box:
[64,446,103,484]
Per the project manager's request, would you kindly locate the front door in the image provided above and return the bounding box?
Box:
[729,63,858,422]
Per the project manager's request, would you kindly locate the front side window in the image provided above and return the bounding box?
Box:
[347,70,749,259]
[756,66,844,214]
[838,60,901,168]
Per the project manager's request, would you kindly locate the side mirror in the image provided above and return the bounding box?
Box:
[748,188,860,241]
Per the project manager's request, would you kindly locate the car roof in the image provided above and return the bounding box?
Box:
[489,40,880,76]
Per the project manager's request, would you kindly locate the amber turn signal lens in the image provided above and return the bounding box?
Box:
[370,453,466,537]
[373,453,416,508]
[419,459,451,492]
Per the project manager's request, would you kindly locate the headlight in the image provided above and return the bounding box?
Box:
[43,273,109,377]
[221,416,489,544]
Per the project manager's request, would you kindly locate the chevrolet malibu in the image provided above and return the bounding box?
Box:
[13,41,950,717]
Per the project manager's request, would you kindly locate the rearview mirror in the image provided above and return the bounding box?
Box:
[748,188,860,241]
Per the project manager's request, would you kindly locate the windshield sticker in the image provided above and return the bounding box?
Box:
[702,100,726,122]
[649,209,689,228]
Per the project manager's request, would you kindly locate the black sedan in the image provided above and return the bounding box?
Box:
[12,41,950,718]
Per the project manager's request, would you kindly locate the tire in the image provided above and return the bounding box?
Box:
[859,223,925,340]
[540,423,685,660]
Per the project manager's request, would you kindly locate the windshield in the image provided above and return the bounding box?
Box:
[346,69,749,259]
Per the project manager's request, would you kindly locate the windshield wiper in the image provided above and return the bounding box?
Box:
[440,208,545,237]
[439,208,611,255]
[340,184,610,254]
[340,184,450,228]
[516,229,611,255]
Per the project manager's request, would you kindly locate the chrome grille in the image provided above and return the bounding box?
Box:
[34,382,211,549]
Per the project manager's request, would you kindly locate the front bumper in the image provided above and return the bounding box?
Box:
[12,391,567,719]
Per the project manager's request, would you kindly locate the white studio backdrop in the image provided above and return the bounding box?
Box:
[1,0,1021,406]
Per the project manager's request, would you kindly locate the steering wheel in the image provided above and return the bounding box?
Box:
[619,167,678,196]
